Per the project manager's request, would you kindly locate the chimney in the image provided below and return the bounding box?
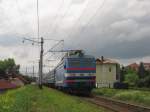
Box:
[101,56,104,62]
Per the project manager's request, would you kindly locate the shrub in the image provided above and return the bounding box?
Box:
[124,73,139,87]
[113,82,129,89]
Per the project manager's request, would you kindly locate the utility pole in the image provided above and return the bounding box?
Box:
[22,37,44,89]
[39,37,44,89]
[22,0,63,89]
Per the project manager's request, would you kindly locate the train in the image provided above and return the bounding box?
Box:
[43,50,96,94]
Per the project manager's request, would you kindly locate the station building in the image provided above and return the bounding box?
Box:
[96,57,120,88]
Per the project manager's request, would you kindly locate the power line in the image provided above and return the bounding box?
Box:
[63,0,106,44]
[43,40,64,56]
[50,0,73,36]
[76,0,107,36]
[44,40,64,64]
[43,1,90,58]
[64,0,90,39]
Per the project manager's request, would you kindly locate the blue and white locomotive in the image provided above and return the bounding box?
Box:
[44,50,96,93]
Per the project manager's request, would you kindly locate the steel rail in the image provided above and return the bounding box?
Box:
[82,95,150,112]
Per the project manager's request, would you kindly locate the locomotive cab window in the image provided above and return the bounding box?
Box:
[82,61,93,67]
[82,58,94,67]
[68,60,80,67]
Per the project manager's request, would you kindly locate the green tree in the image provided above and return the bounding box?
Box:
[138,62,146,78]
[138,71,150,87]
[0,58,19,78]
[124,70,139,87]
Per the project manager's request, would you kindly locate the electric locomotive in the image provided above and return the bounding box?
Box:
[54,50,96,93]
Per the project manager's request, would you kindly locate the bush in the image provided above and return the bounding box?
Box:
[124,72,139,87]
[114,82,129,89]
[138,75,150,88]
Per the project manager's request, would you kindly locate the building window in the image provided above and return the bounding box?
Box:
[109,67,111,72]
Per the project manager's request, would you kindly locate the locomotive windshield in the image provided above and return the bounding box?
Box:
[67,58,95,68]
[82,61,93,67]
[68,60,80,67]
[65,57,96,73]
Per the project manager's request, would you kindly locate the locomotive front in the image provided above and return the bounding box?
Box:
[63,56,96,93]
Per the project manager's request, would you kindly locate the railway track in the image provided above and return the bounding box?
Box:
[82,95,150,112]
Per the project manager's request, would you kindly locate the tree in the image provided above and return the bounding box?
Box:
[124,72,139,87]
[137,71,150,88]
[0,58,19,79]
[120,66,126,82]
[124,69,139,87]
[138,62,146,78]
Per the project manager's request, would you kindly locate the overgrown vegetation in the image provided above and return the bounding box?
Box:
[0,85,112,112]
[120,62,150,88]
[124,69,139,87]
[0,58,20,79]
[93,88,150,107]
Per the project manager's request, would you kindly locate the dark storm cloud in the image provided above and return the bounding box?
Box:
[64,0,150,59]
[0,0,150,65]
[96,37,150,59]
[66,19,150,59]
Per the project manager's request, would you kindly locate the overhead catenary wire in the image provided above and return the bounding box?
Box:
[45,43,62,61]
[66,0,107,42]
[17,0,107,75]
[50,0,73,36]
[43,0,89,65]
[76,0,107,36]
[64,0,90,40]
[15,0,40,71]
[43,40,64,56]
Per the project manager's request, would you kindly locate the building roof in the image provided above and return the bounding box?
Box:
[10,78,24,87]
[143,63,150,66]
[127,63,139,67]
[96,58,118,64]
[0,79,17,90]
[126,62,150,71]
[127,62,150,67]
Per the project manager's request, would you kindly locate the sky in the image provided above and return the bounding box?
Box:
[0,0,150,74]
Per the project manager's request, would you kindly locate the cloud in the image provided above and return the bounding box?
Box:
[71,0,86,4]
[0,0,150,71]
[63,0,150,59]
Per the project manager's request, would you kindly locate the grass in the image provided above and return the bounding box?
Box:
[0,85,112,112]
[93,88,150,107]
